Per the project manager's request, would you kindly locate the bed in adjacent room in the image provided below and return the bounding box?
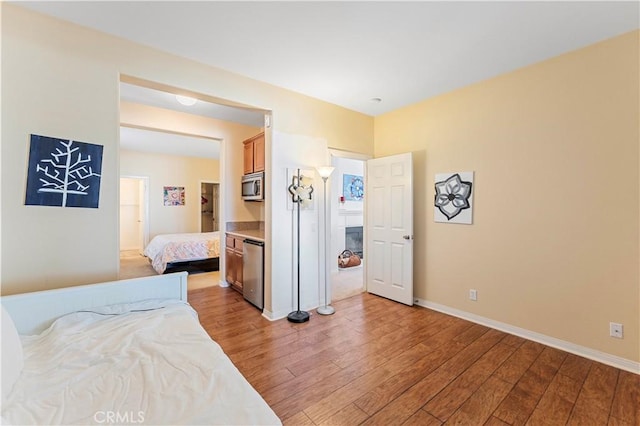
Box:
[143,231,221,274]
[0,273,280,426]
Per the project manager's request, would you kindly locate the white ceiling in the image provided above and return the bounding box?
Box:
[17,1,639,116]
[118,82,259,158]
[120,83,264,127]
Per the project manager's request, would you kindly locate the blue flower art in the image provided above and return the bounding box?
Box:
[343,174,364,201]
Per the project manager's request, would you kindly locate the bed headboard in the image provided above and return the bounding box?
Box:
[0,272,188,335]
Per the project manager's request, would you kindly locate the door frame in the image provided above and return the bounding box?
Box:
[328,149,372,299]
[119,175,150,253]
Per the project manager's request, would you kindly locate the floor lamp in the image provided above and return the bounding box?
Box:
[287,169,313,323]
[316,166,335,315]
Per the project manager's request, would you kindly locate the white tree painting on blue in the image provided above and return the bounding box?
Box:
[25,134,103,208]
[434,171,474,224]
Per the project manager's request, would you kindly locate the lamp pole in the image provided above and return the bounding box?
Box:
[288,168,311,323]
[316,166,335,315]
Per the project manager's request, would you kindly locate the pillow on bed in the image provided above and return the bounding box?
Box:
[1,305,23,403]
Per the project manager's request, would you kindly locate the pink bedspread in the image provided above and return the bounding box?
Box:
[143,232,220,274]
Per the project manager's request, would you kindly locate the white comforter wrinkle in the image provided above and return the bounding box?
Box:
[2,300,281,425]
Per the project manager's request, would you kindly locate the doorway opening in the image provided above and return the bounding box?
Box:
[200,182,220,232]
[119,176,150,277]
[329,152,369,302]
[117,77,267,290]
[119,176,148,254]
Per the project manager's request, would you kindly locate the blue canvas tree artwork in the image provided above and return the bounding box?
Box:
[25,134,103,208]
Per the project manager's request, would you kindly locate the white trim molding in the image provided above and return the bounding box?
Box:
[415,298,640,375]
[262,300,321,322]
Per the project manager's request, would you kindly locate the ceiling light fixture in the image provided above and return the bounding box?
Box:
[175,95,197,106]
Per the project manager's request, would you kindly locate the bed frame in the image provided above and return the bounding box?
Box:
[1,272,188,335]
[164,257,220,274]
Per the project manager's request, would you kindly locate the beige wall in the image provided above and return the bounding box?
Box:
[120,150,219,239]
[0,4,372,295]
[374,31,639,362]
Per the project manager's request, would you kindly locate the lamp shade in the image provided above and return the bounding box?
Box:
[316,166,335,178]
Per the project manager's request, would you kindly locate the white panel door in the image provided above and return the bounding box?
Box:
[119,177,148,254]
[137,179,147,254]
[366,153,413,305]
[119,178,140,251]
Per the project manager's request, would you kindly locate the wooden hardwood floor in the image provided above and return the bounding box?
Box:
[188,286,639,426]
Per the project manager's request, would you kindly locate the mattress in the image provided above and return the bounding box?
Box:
[1,300,281,425]
[144,232,221,274]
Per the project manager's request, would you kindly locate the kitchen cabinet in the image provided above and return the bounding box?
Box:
[243,132,265,175]
[225,234,244,292]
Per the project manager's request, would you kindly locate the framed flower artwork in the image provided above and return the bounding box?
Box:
[434,172,474,224]
[343,174,364,201]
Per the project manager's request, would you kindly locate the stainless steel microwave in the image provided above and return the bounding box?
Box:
[241,172,264,201]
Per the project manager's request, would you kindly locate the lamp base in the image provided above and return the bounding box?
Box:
[317,305,335,315]
[287,310,310,323]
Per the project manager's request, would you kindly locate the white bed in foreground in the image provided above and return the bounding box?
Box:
[0,273,280,426]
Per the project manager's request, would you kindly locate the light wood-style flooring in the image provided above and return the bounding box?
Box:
[188,285,639,426]
[119,250,219,290]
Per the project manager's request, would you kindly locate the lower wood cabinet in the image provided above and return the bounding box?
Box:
[225,234,243,293]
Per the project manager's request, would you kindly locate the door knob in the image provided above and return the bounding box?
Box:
[403,235,412,240]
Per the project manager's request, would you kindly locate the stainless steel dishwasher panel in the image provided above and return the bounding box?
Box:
[242,239,264,310]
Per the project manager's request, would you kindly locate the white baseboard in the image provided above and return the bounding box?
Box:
[262,301,320,322]
[262,308,287,321]
[261,308,302,322]
[415,298,639,375]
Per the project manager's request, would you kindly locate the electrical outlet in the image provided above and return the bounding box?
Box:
[469,289,478,301]
[609,322,623,339]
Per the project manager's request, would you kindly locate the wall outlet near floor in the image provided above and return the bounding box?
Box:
[469,289,478,301]
[609,322,623,339]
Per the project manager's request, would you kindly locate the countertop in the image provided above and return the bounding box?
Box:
[226,229,265,242]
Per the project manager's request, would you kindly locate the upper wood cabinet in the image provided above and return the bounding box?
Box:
[243,132,265,175]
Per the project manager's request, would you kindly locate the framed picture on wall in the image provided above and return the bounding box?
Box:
[163,186,185,206]
[24,134,103,208]
[343,174,364,201]
[434,171,474,224]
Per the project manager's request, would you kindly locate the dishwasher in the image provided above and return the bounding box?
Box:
[242,239,264,310]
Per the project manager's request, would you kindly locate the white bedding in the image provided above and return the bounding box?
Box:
[1,300,280,425]
[144,232,221,274]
